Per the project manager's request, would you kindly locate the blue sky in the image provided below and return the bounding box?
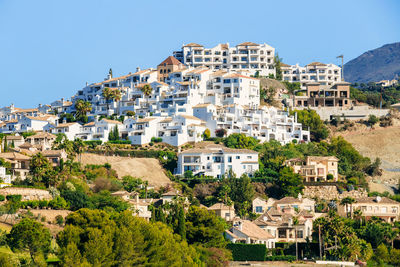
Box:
[0,0,399,108]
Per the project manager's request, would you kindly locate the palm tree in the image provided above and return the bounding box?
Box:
[73,138,85,163]
[293,216,299,261]
[75,100,92,121]
[340,197,356,218]
[102,87,114,114]
[141,84,153,109]
[353,209,363,226]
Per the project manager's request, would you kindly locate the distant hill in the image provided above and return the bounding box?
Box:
[344,42,400,83]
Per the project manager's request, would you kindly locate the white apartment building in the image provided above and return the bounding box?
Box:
[281,62,342,90]
[176,145,259,178]
[1,114,58,134]
[44,121,82,140]
[193,104,310,144]
[173,42,275,76]
[124,114,206,147]
[74,118,124,142]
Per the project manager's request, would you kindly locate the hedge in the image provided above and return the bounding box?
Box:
[226,243,267,261]
[0,195,4,201]
[6,194,22,202]
[265,255,296,261]
[108,140,131,144]
[84,140,103,148]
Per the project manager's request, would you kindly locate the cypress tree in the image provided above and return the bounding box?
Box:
[177,206,186,240]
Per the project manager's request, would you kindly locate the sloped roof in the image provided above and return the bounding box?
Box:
[208,203,234,210]
[355,197,399,204]
[233,220,274,240]
[237,42,259,46]
[306,62,327,67]
[0,152,31,160]
[101,118,123,125]
[158,56,184,66]
[183,43,203,47]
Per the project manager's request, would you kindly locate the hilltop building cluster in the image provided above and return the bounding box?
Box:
[0,42,318,147]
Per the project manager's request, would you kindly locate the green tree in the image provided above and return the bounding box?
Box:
[7,218,51,265]
[202,128,211,140]
[292,109,329,141]
[185,206,227,248]
[75,99,92,122]
[177,205,186,240]
[224,174,255,217]
[141,84,153,108]
[274,53,283,81]
[223,133,259,150]
[30,152,54,185]
[102,87,120,114]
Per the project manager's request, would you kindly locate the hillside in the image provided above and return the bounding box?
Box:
[335,122,400,193]
[344,42,400,83]
[80,153,172,188]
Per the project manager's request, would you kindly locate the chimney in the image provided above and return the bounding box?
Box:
[86,82,88,86]
[237,221,242,231]
[55,119,59,126]
[136,67,141,73]
[136,193,139,202]
[376,196,382,203]
[63,117,67,124]
[95,116,99,122]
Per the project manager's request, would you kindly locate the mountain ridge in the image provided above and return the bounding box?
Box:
[344,42,400,83]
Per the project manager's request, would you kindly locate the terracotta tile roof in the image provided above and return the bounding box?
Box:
[224,73,259,80]
[237,42,259,46]
[307,156,339,162]
[193,104,212,108]
[233,220,274,240]
[162,190,180,196]
[158,56,184,66]
[56,122,80,128]
[275,197,301,204]
[0,152,31,160]
[4,135,24,140]
[183,43,203,47]
[13,108,38,113]
[84,122,95,127]
[179,114,204,121]
[25,115,55,122]
[280,63,291,67]
[220,43,229,50]
[160,117,172,123]
[101,118,123,125]
[306,62,327,67]
[208,203,234,210]
[136,117,158,123]
[355,197,399,205]
[26,132,56,139]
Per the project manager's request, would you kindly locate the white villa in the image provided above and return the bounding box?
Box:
[176,145,259,178]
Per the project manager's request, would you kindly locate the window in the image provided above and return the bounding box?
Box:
[223,79,231,84]
[228,156,232,163]
[255,206,263,213]
[297,230,303,239]
[236,156,240,159]
[247,156,252,159]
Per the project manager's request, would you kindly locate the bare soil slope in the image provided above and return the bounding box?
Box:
[337,125,400,192]
[80,153,171,188]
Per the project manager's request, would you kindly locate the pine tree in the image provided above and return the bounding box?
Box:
[177,206,186,240]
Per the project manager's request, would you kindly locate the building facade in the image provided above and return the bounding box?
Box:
[176,145,259,178]
[173,42,275,76]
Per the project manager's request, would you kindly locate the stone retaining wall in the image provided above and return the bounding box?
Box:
[0,187,52,200]
[303,185,367,200]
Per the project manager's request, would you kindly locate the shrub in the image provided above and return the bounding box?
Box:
[226,244,266,261]
[6,194,22,202]
[49,196,69,210]
[151,137,163,143]
[83,140,102,148]
[0,195,4,201]
[367,115,379,126]
[39,200,49,208]
[108,140,131,145]
[55,215,64,226]
[326,173,334,180]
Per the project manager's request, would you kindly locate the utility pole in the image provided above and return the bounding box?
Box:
[318,225,322,259]
[336,55,344,81]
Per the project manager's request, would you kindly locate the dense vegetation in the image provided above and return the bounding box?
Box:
[351,83,400,108]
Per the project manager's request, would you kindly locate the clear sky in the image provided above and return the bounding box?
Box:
[0,0,399,108]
